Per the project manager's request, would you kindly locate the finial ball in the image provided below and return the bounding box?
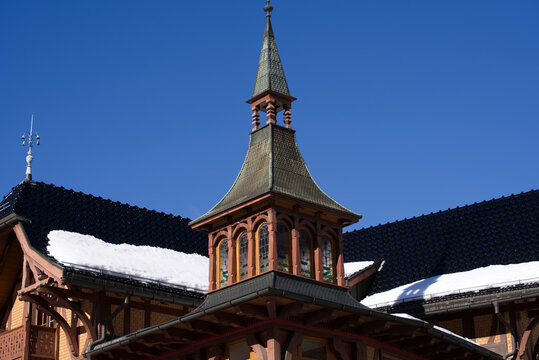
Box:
[264,0,273,16]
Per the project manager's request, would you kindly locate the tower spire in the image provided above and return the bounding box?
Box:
[21,114,40,182]
[247,0,296,131]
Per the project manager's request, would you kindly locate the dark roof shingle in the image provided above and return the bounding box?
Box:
[343,190,539,295]
[0,181,208,265]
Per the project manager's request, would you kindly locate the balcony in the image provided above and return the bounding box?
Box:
[0,325,57,360]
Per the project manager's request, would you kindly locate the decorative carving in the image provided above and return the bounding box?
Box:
[266,102,276,124]
[252,109,260,131]
[29,325,56,359]
[284,106,292,129]
[0,325,25,359]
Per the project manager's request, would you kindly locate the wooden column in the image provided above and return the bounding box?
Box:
[247,218,256,277]
[314,220,323,281]
[266,327,281,360]
[208,234,216,291]
[291,217,300,276]
[227,226,236,285]
[268,208,278,271]
[336,229,345,286]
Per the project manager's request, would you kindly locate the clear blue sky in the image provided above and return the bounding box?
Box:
[1,1,538,231]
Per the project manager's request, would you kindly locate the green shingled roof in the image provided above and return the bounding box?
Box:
[251,16,290,99]
[190,124,358,225]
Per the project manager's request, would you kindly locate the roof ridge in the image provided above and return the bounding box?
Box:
[346,189,538,234]
[4,181,190,221]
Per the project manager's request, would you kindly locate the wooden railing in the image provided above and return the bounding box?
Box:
[0,325,57,360]
[28,325,57,359]
[0,326,25,360]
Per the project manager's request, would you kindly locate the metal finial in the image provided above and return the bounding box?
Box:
[21,114,40,182]
[264,0,273,18]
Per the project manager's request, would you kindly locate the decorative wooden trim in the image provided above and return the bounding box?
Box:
[21,293,79,356]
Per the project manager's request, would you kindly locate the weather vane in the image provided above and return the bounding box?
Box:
[21,114,40,182]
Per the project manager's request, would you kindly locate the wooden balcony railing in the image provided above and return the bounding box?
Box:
[29,325,57,359]
[0,326,24,360]
[0,325,57,360]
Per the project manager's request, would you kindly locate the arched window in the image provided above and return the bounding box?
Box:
[258,223,269,273]
[299,229,312,277]
[237,232,249,281]
[276,223,290,272]
[217,239,229,288]
[321,235,334,283]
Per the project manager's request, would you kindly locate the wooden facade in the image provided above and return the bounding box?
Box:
[0,222,201,360]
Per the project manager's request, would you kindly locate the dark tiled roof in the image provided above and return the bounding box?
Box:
[191,124,359,225]
[0,181,208,266]
[343,190,539,296]
[251,16,290,99]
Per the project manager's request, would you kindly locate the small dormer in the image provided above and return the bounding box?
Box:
[189,3,361,292]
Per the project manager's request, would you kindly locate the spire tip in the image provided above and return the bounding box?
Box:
[264,0,273,18]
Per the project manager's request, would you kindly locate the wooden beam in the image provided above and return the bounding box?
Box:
[234,304,268,320]
[277,301,308,319]
[304,309,338,326]
[39,285,98,341]
[283,331,303,360]
[356,320,391,335]
[22,293,79,356]
[209,312,245,327]
[266,296,277,319]
[329,314,365,330]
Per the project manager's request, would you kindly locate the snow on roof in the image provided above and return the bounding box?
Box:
[344,261,374,278]
[47,230,209,291]
[392,313,479,346]
[362,261,539,308]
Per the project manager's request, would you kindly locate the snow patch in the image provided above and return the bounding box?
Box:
[362,262,539,308]
[344,261,374,278]
[393,313,478,345]
[47,230,209,291]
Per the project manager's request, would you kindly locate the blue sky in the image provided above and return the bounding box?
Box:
[1,1,538,231]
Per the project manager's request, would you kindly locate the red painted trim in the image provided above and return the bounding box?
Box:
[149,318,429,360]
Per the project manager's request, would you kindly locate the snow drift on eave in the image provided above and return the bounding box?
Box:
[47,230,209,291]
[362,261,539,308]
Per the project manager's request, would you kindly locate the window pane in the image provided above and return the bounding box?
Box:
[299,230,312,277]
[238,232,249,281]
[218,239,229,287]
[258,224,269,273]
[321,236,333,282]
[276,223,290,272]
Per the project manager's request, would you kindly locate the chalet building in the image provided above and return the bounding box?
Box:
[0,2,537,360]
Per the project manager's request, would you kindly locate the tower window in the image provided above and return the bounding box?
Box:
[237,232,249,281]
[276,223,290,272]
[258,223,269,273]
[299,229,312,277]
[321,235,334,283]
[218,239,229,288]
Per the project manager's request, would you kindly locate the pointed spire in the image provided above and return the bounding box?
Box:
[21,114,40,182]
[248,1,296,131]
[251,1,290,99]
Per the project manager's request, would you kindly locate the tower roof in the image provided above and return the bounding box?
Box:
[190,124,360,226]
[249,4,291,101]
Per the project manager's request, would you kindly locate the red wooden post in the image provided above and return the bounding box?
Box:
[208,233,216,291]
[247,217,256,277]
[315,220,323,281]
[227,225,236,285]
[291,216,300,276]
[268,208,278,271]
